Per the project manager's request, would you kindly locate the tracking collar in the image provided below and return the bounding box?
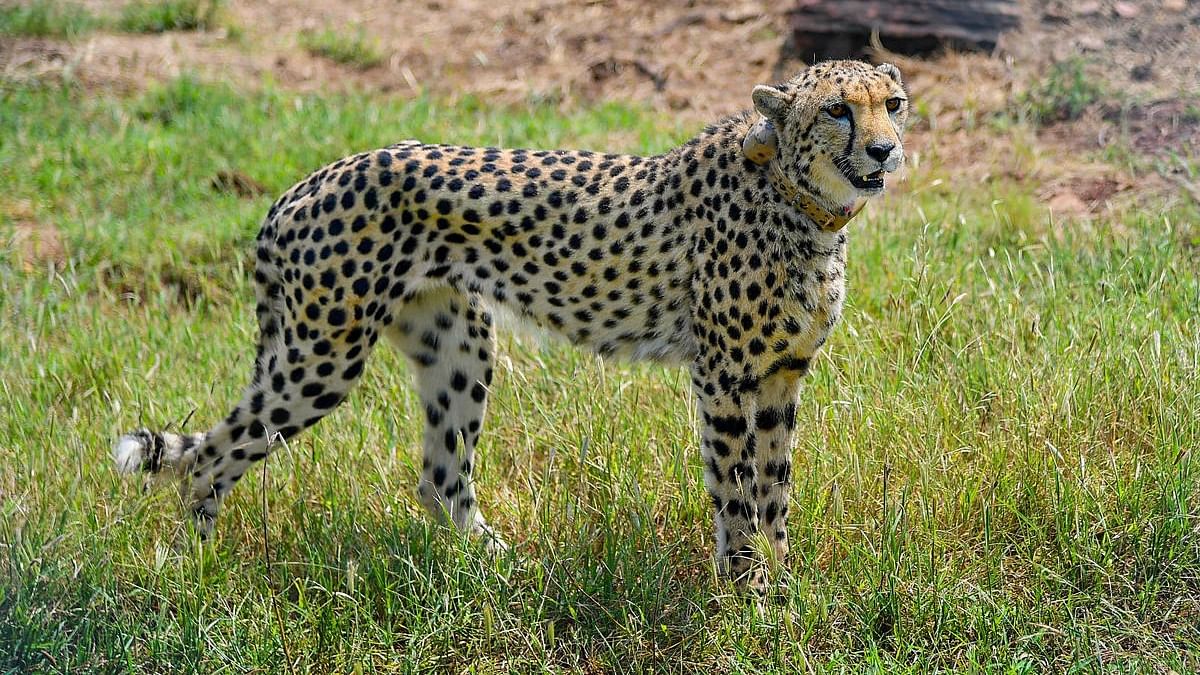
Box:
[766,160,865,233]
[742,115,865,232]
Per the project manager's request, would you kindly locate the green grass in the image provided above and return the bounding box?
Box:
[2,76,1199,672]
[0,0,226,38]
[1017,57,1109,125]
[116,0,221,33]
[0,0,98,38]
[299,27,384,70]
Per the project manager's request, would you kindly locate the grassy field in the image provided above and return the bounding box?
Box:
[1,75,1199,673]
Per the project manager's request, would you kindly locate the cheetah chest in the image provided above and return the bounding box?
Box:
[794,273,845,357]
[748,258,847,378]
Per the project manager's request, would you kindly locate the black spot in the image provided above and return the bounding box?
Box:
[343,360,364,380]
[764,501,778,524]
[425,404,443,427]
[756,407,784,432]
[313,392,343,410]
[710,414,748,436]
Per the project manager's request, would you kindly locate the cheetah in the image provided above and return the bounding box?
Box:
[113,59,909,594]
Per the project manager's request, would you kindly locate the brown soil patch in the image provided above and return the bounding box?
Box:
[1039,172,1137,219]
[1015,0,1200,103]
[1110,99,1200,157]
[6,220,66,272]
[2,0,790,121]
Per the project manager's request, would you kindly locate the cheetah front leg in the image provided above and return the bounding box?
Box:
[753,371,804,567]
[692,364,766,594]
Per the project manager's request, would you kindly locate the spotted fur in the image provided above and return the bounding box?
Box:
[114,60,909,594]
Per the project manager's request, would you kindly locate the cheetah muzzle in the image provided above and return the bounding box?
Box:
[113,59,910,597]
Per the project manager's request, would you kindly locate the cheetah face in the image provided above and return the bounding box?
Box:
[750,60,909,209]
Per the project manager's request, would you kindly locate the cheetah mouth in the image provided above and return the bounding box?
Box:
[844,169,885,191]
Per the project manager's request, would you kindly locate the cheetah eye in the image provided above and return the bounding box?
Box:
[885,97,904,113]
[825,103,849,119]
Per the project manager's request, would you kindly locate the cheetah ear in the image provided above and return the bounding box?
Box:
[741,116,777,165]
[876,63,903,86]
[751,84,792,122]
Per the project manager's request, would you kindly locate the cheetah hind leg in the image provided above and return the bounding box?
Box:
[114,308,380,541]
[386,288,508,553]
[113,346,373,543]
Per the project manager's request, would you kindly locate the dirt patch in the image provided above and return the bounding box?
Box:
[0,37,72,83]
[1109,99,1200,157]
[2,199,66,271]
[1008,0,1200,209]
[1039,172,1137,219]
[6,220,66,272]
[1031,97,1199,211]
[1016,0,1200,103]
[2,0,790,120]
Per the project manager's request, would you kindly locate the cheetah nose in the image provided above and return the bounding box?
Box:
[865,141,895,163]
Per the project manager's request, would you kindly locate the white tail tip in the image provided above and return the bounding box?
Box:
[113,434,147,474]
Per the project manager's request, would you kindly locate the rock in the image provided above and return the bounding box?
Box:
[784,0,1021,59]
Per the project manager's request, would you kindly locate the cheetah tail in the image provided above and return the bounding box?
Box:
[112,428,204,481]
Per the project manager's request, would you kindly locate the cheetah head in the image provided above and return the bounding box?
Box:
[745,60,909,215]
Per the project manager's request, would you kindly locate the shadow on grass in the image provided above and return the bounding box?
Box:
[0,496,731,672]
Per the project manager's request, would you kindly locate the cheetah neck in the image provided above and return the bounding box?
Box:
[766,160,865,233]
